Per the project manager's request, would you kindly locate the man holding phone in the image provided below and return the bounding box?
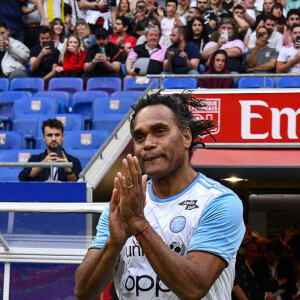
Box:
[29,26,60,81]
[19,119,82,182]
[247,26,278,73]
[276,24,300,74]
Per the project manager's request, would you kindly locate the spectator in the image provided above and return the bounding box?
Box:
[29,26,60,81]
[248,15,283,52]
[0,21,30,80]
[202,17,245,73]
[22,0,42,50]
[187,7,201,23]
[244,0,257,25]
[109,16,137,57]
[255,0,276,28]
[196,0,217,35]
[145,0,161,20]
[276,24,300,74]
[36,0,64,28]
[186,17,209,53]
[271,3,287,34]
[163,26,200,74]
[131,0,151,37]
[207,0,227,20]
[0,0,31,43]
[160,0,186,42]
[49,18,66,52]
[283,9,300,46]
[117,0,134,20]
[55,34,87,77]
[19,119,82,182]
[199,50,233,88]
[232,4,251,39]
[252,238,297,300]
[74,19,96,50]
[79,0,117,33]
[177,0,190,19]
[64,0,86,28]
[246,26,278,73]
[83,27,124,78]
[125,26,167,75]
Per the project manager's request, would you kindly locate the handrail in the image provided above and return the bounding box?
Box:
[0,162,73,181]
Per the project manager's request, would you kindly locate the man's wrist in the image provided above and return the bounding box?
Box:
[92,59,97,65]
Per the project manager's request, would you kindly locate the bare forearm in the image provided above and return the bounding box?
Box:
[84,62,96,72]
[201,44,220,61]
[80,0,99,9]
[30,57,42,72]
[37,0,47,23]
[251,60,276,71]
[104,61,120,73]
[246,48,259,68]
[225,47,242,57]
[232,285,249,300]
[163,59,172,71]
[75,239,123,300]
[276,60,296,73]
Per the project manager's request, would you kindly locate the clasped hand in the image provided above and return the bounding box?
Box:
[109,154,148,245]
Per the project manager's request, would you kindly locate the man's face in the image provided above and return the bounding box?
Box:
[219,23,234,40]
[287,14,300,28]
[114,19,125,34]
[292,26,300,43]
[95,35,109,48]
[146,29,160,47]
[264,19,276,34]
[187,8,200,21]
[166,2,177,16]
[197,0,208,12]
[266,250,280,266]
[256,27,268,42]
[244,0,254,8]
[133,104,190,180]
[0,27,9,41]
[233,8,244,19]
[263,0,274,13]
[213,53,226,73]
[136,2,146,15]
[170,28,181,46]
[43,126,64,150]
[39,32,51,45]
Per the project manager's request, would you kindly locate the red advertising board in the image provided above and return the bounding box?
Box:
[189,91,300,145]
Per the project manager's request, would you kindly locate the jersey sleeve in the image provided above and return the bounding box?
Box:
[188,193,245,265]
[89,204,110,249]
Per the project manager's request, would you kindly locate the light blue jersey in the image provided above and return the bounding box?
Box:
[90,173,245,299]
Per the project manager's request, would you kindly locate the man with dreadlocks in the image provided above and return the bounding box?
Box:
[75,91,245,300]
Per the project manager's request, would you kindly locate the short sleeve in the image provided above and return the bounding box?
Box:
[89,204,110,249]
[188,193,245,265]
[127,48,138,61]
[277,47,286,62]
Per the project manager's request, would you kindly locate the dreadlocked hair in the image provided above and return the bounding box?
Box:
[130,90,217,158]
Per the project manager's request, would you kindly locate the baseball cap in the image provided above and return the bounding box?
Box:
[95,27,109,38]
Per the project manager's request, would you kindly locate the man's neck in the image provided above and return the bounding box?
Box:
[167,12,175,19]
[146,43,157,50]
[117,31,127,39]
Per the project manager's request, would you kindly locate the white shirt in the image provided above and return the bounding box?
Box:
[277,44,300,74]
[248,30,283,52]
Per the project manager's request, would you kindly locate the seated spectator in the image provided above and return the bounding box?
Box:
[232,4,252,38]
[145,0,161,20]
[49,18,66,52]
[117,0,134,20]
[131,0,151,37]
[206,0,227,21]
[177,0,190,19]
[255,0,276,28]
[186,17,209,53]
[202,17,245,73]
[248,15,283,52]
[199,50,233,88]
[125,26,167,75]
[83,27,124,78]
[74,19,96,50]
[283,9,300,46]
[19,118,82,182]
[0,21,29,80]
[271,4,287,34]
[244,0,256,25]
[163,26,200,74]
[187,7,201,25]
[29,26,60,81]
[160,0,186,43]
[196,0,218,35]
[109,16,137,57]
[276,24,300,74]
[54,34,87,77]
[246,26,278,73]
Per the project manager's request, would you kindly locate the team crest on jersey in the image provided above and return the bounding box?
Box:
[169,241,186,256]
[170,216,186,232]
[178,200,199,210]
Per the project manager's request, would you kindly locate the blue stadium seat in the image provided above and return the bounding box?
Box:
[111,91,143,100]
[48,78,84,97]
[238,77,274,88]
[10,78,44,93]
[35,91,70,113]
[67,149,98,169]
[72,91,109,118]
[276,77,300,88]
[0,78,9,92]
[162,78,198,89]
[0,149,41,181]
[0,131,24,150]
[123,77,159,91]
[36,114,84,137]
[86,77,122,96]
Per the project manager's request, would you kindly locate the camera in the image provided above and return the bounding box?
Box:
[171,48,181,55]
[138,5,145,11]
[52,146,63,158]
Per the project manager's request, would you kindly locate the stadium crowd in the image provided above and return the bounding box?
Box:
[1,0,300,86]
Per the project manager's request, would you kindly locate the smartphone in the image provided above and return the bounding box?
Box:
[257,32,264,38]
[42,41,54,52]
[134,67,140,74]
[138,5,145,11]
[296,36,300,43]
[172,48,181,55]
[0,35,4,52]
[52,146,63,158]
[99,47,105,54]
[221,30,228,41]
